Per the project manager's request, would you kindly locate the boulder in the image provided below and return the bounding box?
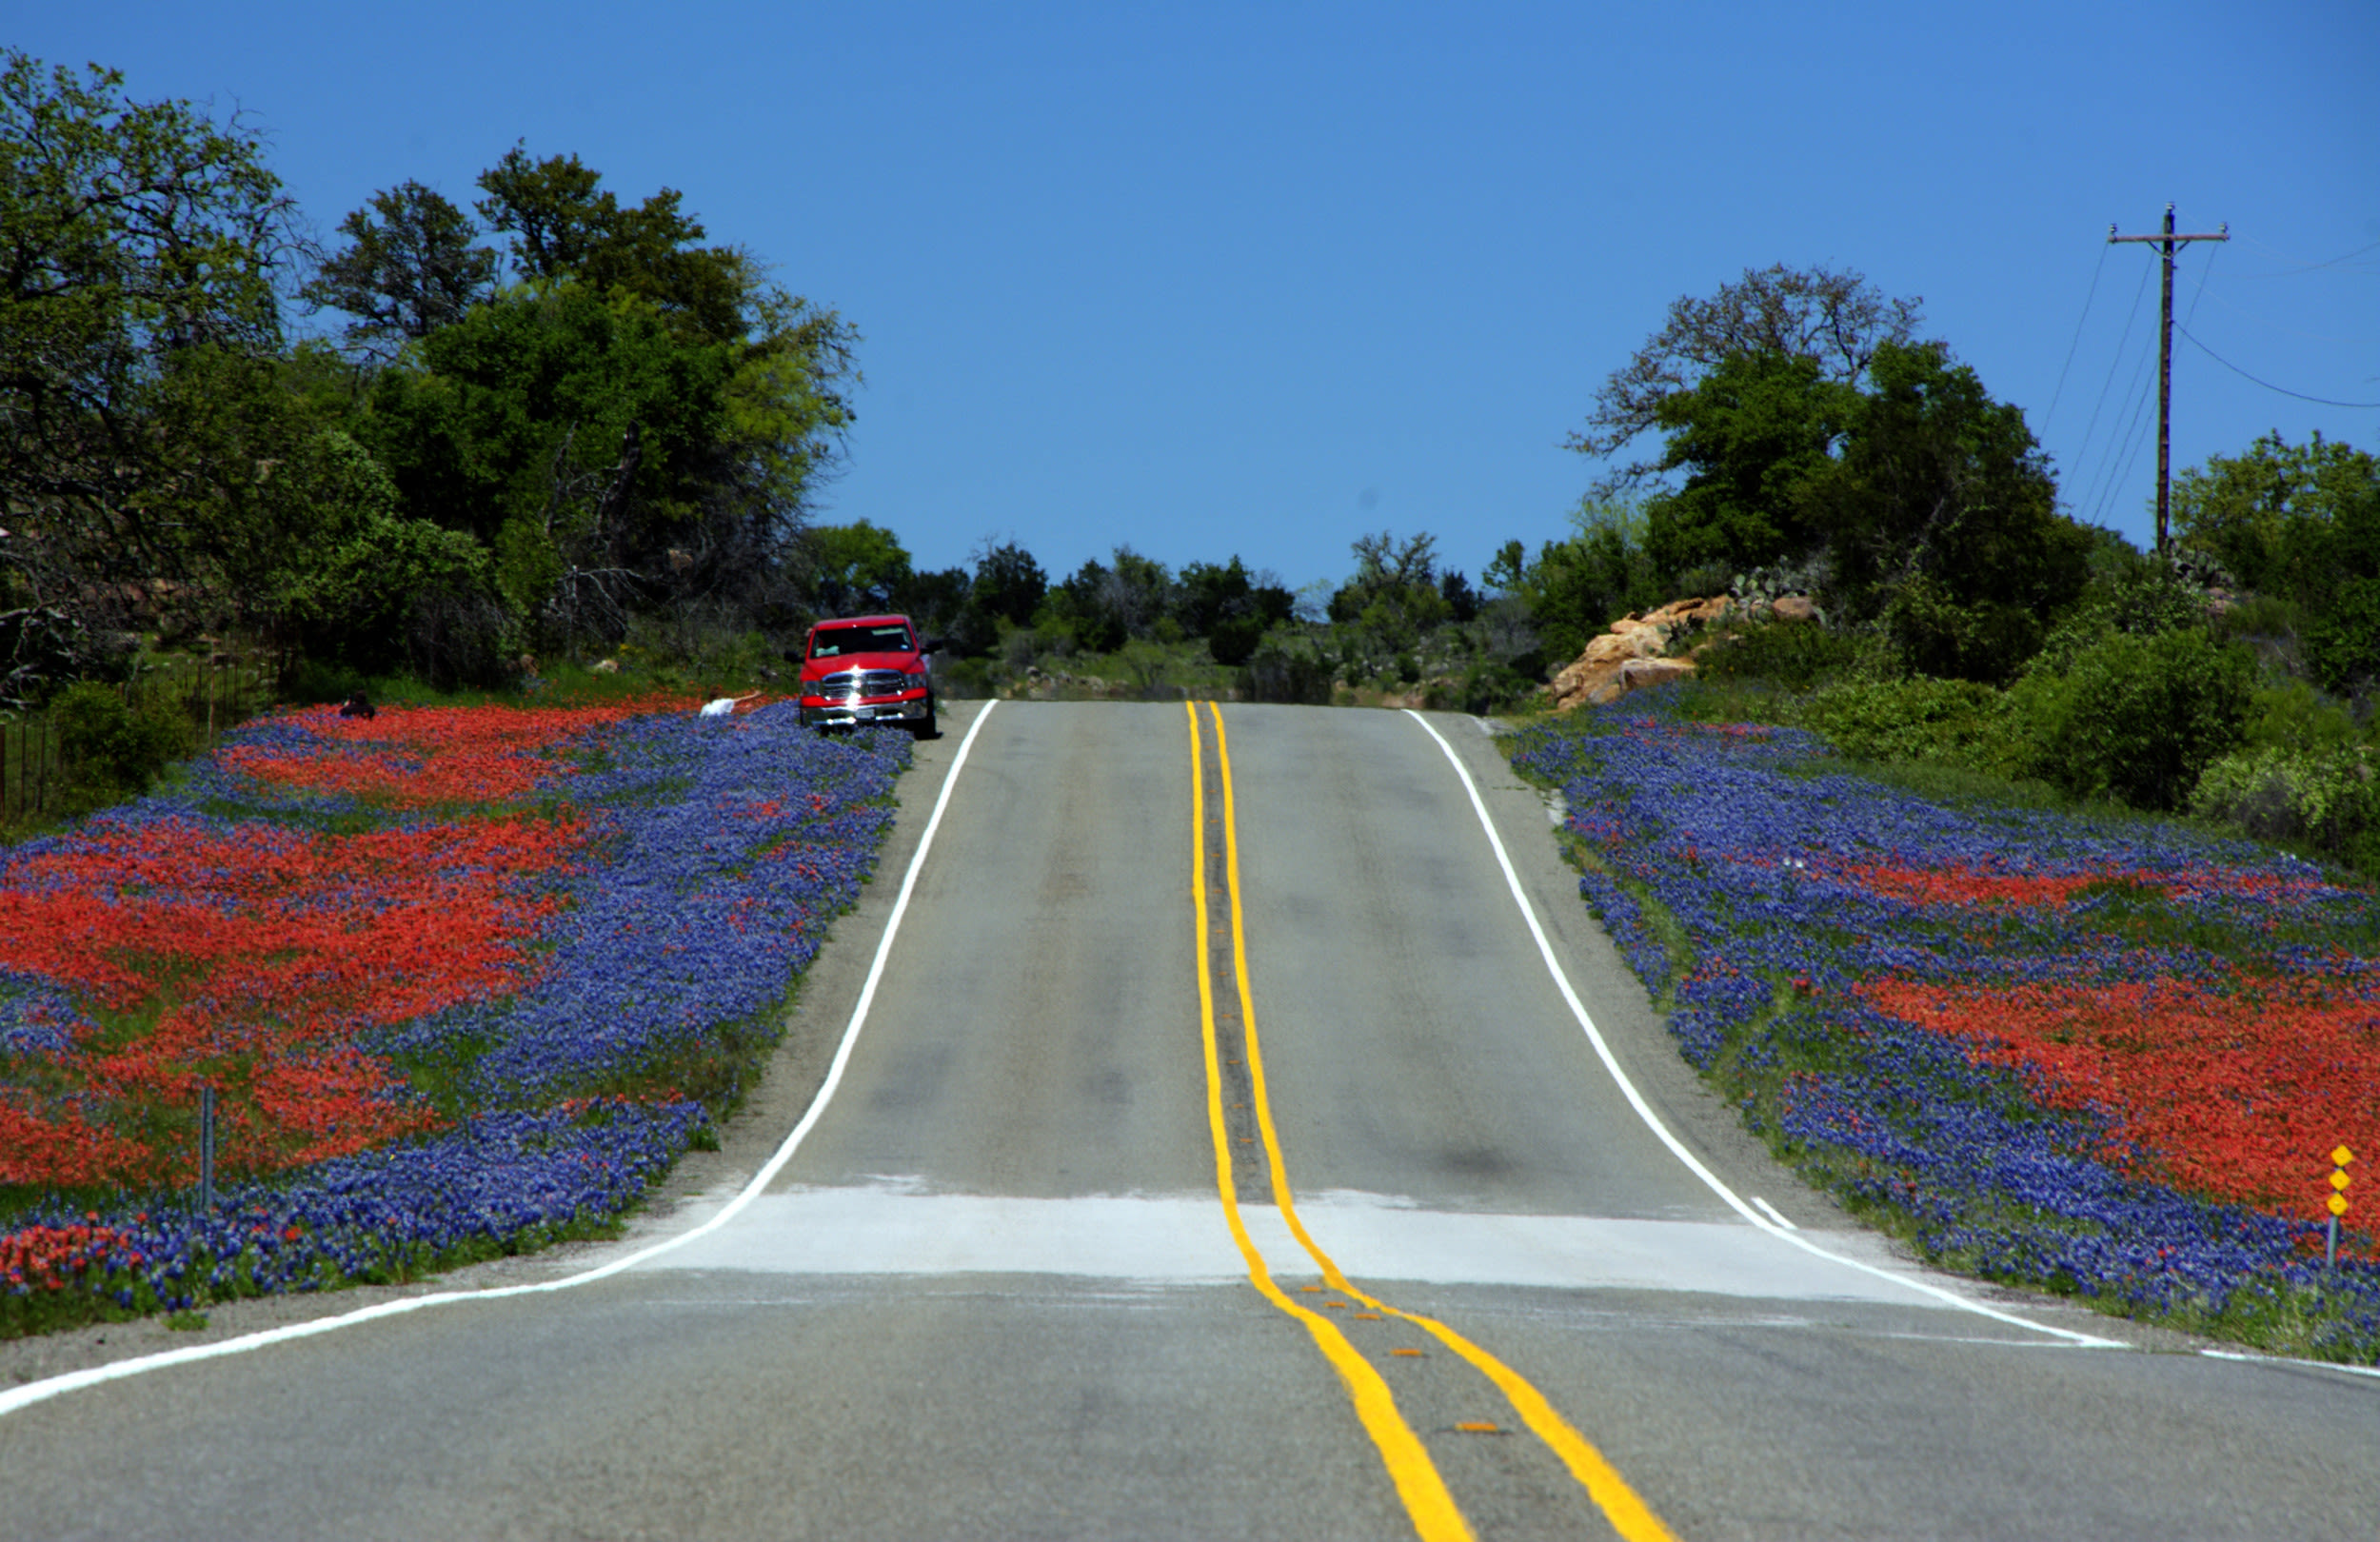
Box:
[1583,655,1697,705]
[1772,595,1818,623]
[1545,599,1725,710]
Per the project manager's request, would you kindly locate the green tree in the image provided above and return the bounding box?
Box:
[1640,350,1854,582]
[1046,545,1172,651]
[2172,430,2379,597]
[2010,627,2252,810]
[804,520,913,614]
[302,180,497,353]
[1179,555,1293,664]
[359,281,734,641]
[0,50,297,662]
[1507,499,1665,662]
[1802,342,2090,682]
[476,145,746,343]
[1567,263,1921,496]
[970,540,1048,628]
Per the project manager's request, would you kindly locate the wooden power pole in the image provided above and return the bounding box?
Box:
[2110,204,2228,554]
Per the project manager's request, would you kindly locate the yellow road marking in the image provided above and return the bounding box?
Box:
[1186,703,1472,1542]
[1206,704,1679,1542]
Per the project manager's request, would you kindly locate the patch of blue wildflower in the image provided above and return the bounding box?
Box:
[1511,696,2380,1362]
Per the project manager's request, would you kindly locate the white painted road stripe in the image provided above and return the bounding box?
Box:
[0,702,1002,1419]
[1401,709,2127,1352]
[636,1183,1945,1301]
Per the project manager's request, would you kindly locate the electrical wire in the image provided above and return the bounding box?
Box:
[2070,258,2154,493]
[2104,373,2161,530]
[2182,240,2216,330]
[2239,232,2380,275]
[2045,241,2109,425]
[2090,358,2159,529]
[2174,325,2380,409]
[2184,283,2380,347]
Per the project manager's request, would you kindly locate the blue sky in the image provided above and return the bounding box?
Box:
[11,1,2378,592]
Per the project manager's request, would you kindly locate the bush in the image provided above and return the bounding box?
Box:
[1424,660,1538,716]
[2193,744,2380,872]
[1207,613,1267,667]
[2008,628,2252,810]
[2305,575,2380,698]
[1698,618,1864,693]
[50,681,195,812]
[1237,639,1334,705]
[2242,676,2364,756]
[1801,676,2023,775]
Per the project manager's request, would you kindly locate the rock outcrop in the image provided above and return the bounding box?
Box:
[1545,593,1815,710]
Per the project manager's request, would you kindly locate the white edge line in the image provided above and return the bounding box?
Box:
[1748,1196,1798,1231]
[0,702,1001,1420]
[2199,1349,2380,1381]
[1401,709,2125,1351]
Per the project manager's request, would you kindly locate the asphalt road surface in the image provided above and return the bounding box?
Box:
[5,701,2377,1539]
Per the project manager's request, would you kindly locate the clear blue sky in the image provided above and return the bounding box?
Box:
[12,1,2378,592]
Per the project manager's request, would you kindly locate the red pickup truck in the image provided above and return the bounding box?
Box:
[794,613,941,739]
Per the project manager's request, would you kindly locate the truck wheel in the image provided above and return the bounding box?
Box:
[910,703,937,741]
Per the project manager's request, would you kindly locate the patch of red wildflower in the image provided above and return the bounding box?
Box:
[1835,860,2118,910]
[0,701,637,1191]
[0,1222,129,1293]
[1860,976,2380,1216]
[1835,859,2344,912]
[220,696,690,808]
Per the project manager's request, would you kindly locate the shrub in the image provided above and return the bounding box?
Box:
[2192,745,2380,872]
[1698,618,1864,693]
[2009,628,2252,811]
[2305,575,2380,698]
[2242,676,2364,756]
[1207,613,1267,667]
[1424,660,1538,716]
[1801,676,2024,775]
[49,681,195,812]
[1237,638,1334,705]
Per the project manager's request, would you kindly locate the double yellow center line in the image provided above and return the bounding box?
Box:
[1184,702,1676,1542]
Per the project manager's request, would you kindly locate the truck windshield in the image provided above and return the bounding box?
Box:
[809,625,913,658]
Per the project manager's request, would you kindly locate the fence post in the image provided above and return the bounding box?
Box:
[199,1083,216,1211]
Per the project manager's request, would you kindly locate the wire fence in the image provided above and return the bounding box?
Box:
[1,658,273,830]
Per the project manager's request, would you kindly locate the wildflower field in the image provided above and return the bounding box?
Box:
[0,695,907,1335]
[1513,702,2380,1363]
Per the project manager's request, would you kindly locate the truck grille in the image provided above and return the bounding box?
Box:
[815,669,908,697]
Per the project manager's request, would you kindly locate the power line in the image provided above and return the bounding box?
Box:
[2174,325,2380,409]
[2239,231,2380,274]
[2089,354,2158,529]
[2182,240,2216,330]
[2186,283,2380,347]
[2046,242,2109,425]
[2071,258,2154,490]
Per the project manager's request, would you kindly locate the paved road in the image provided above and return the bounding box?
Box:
[4,701,2376,1539]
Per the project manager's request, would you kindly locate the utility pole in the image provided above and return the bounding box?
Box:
[2111,204,2227,554]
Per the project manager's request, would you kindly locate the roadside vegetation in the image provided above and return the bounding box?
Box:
[1494,269,2380,1361]
[0,686,906,1337]
[6,49,2374,1356]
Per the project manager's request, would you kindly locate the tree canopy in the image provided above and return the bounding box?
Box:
[1567,263,1921,497]
[1,49,302,689]
[0,49,863,697]
[301,180,495,352]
